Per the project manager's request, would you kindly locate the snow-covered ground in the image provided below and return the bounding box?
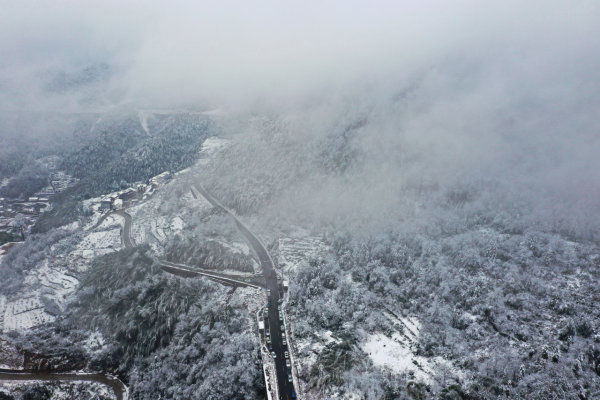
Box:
[1,251,83,333]
[2,133,265,362]
[277,233,329,273]
[26,262,79,307]
[0,380,114,400]
[213,239,259,273]
[72,215,122,260]
[128,191,199,255]
[2,296,54,333]
[199,136,231,158]
[362,332,431,382]
[361,313,463,385]
[84,330,106,356]
[0,242,17,264]
[214,239,251,257]
[78,138,234,260]
[1,200,125,334]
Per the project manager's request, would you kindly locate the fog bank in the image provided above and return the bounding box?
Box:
[2,1,600,238]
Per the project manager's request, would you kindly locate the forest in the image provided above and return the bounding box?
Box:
[32,113,211,233]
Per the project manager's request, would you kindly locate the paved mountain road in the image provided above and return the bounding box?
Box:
[192,185,296,400]
[116,210,134,248]
[0,370,127,400]
[122,185,296,398]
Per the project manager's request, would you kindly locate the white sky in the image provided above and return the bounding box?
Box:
[1,1,598,109]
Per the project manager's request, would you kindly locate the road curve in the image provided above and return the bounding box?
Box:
[116,210,134,248]
[103,188,294,399]
[0,370,127,400]
[117,204,264,290]
[192,184,296,400]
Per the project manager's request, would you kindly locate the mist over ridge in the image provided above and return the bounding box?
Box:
[3,1,599,218]
[1,3,600,399]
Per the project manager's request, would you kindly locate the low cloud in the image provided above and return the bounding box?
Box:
[2,1,598,109]
[2,0,600,237]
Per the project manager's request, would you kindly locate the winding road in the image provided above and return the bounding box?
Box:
[116,210,134,248]
[117,208,264,289]
[120,184,297,398]
[1,183,295,400]
[0,370,127,399]
[0,213,132,398]
[0,210,137,398]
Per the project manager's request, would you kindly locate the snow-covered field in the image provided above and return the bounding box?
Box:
[25,262,79,306]
[362,332,431,381]
[1,202,124,334]
[128,191,199,255]
[1,258,77,334]
[71,215,122,260]
[2,296,54,333]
